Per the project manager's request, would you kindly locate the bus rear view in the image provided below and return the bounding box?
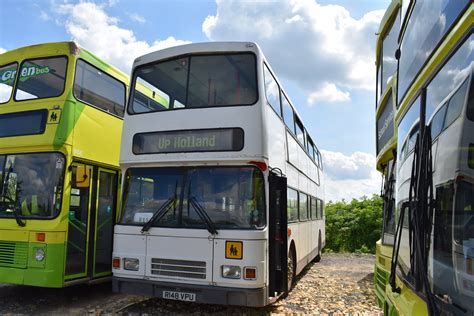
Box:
[113,42,324,306]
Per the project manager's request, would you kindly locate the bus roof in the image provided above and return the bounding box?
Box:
[1,41,79,62]
[0,41,128,85]
[133,41,263,70]
[129,41,310,135]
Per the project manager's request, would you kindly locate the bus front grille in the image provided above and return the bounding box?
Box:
[375,266,389,291]
[150,258,206,279]
[0,241,28,268]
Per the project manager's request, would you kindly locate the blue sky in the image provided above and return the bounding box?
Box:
[0,0,391,201]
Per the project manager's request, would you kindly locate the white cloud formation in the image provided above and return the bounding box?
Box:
[56,2,190,73]
[128,12,146,24]
[307,83,350,105]
[40,11,50,21]
[203,0,384,105]
[321,150,381,201]
[0,48,6,54]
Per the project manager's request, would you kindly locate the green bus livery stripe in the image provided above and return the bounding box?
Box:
[53,90,86,150]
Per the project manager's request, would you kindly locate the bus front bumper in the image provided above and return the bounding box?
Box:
[113,277,268,307]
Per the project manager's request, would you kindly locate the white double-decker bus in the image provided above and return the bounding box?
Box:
[112,42,325,307]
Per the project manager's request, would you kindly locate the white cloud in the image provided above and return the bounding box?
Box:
[0,48,6,54]
[128,12,146,24]
[107,0,119,7]
[40,11,50,21]
[203,0,384,105]
[321,150,381,201]
[56,2,190,73]
[307,83,350,105]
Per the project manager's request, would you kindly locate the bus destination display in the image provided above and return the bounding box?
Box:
[133,128,244,154]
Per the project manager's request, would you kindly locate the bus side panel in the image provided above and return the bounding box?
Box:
[71,105,123,167]
[385,276,428,315]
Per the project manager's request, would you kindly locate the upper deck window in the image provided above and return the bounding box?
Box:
[426,34,473,120]
[381,10,400,94]
[282,92,295,133]
[263,64,281,116]
[129,53,258,113]
[15,56,67,101]
[0,63,17,103]
[307,137,315,160]
[295,117,305,147]
[398,0,469,105]
[74,59,126,117]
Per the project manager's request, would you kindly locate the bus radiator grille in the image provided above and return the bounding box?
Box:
[375,266,389,291]
[0,241,28,268]
[151,258,206,279]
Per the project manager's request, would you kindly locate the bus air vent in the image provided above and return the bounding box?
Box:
[0,241,28,268]
[150,258,206,279]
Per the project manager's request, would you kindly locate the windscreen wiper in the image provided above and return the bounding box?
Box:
[141,197,175,233]
[189,196,218,235]
[12,203,26,227]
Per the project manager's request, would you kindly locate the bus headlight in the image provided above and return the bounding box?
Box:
[123,258,139,271]
[35,248,45,262]
[222,265,241,279]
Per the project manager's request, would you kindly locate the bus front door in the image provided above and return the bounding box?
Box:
[65,164,118,282]
[268,171,288,298]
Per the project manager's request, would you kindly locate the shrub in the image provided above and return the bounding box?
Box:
[324,195,383,254]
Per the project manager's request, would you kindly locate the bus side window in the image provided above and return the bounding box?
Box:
[74,59,126,117]
[282,93,295,133]
[287,188,298,222]
[263,64,281,116]
[444,78,469,129]
[294,117,305,147]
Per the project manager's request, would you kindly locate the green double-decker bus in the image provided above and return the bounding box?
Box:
[376,1,473,315]
[0,42,128,287]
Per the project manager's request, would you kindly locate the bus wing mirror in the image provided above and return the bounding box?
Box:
[75,165,91,188]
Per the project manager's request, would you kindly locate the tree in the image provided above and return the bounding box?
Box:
[324,195,383,253]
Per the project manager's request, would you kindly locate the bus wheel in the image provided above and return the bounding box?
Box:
[287,249,295,291]
[313,232,322,263]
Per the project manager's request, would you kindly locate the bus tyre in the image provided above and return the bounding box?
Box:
[287,250,295,292]
[313,234,322,263]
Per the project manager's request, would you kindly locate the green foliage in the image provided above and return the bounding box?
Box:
[324,195,383,254]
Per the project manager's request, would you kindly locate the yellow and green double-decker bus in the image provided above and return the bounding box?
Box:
[374,0,400,309]
[379,1,473,315]
[0,41,128,287]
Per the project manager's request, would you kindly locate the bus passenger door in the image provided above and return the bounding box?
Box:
[65,164,92,279]
[92,168,118,277]
[268,171,288,297]
[65,164,118,281]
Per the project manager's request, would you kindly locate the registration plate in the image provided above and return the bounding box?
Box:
[162,290,196,302]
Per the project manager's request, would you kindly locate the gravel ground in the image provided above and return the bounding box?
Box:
[0,253,381,315]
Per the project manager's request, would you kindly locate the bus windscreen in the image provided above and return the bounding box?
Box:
[0,63,17,103]
[120,166,265,229]
[15,56,67,101]
[129,53,258,113]
[0,152,64,219]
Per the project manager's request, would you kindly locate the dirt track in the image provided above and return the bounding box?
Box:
[0,253,381,314]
